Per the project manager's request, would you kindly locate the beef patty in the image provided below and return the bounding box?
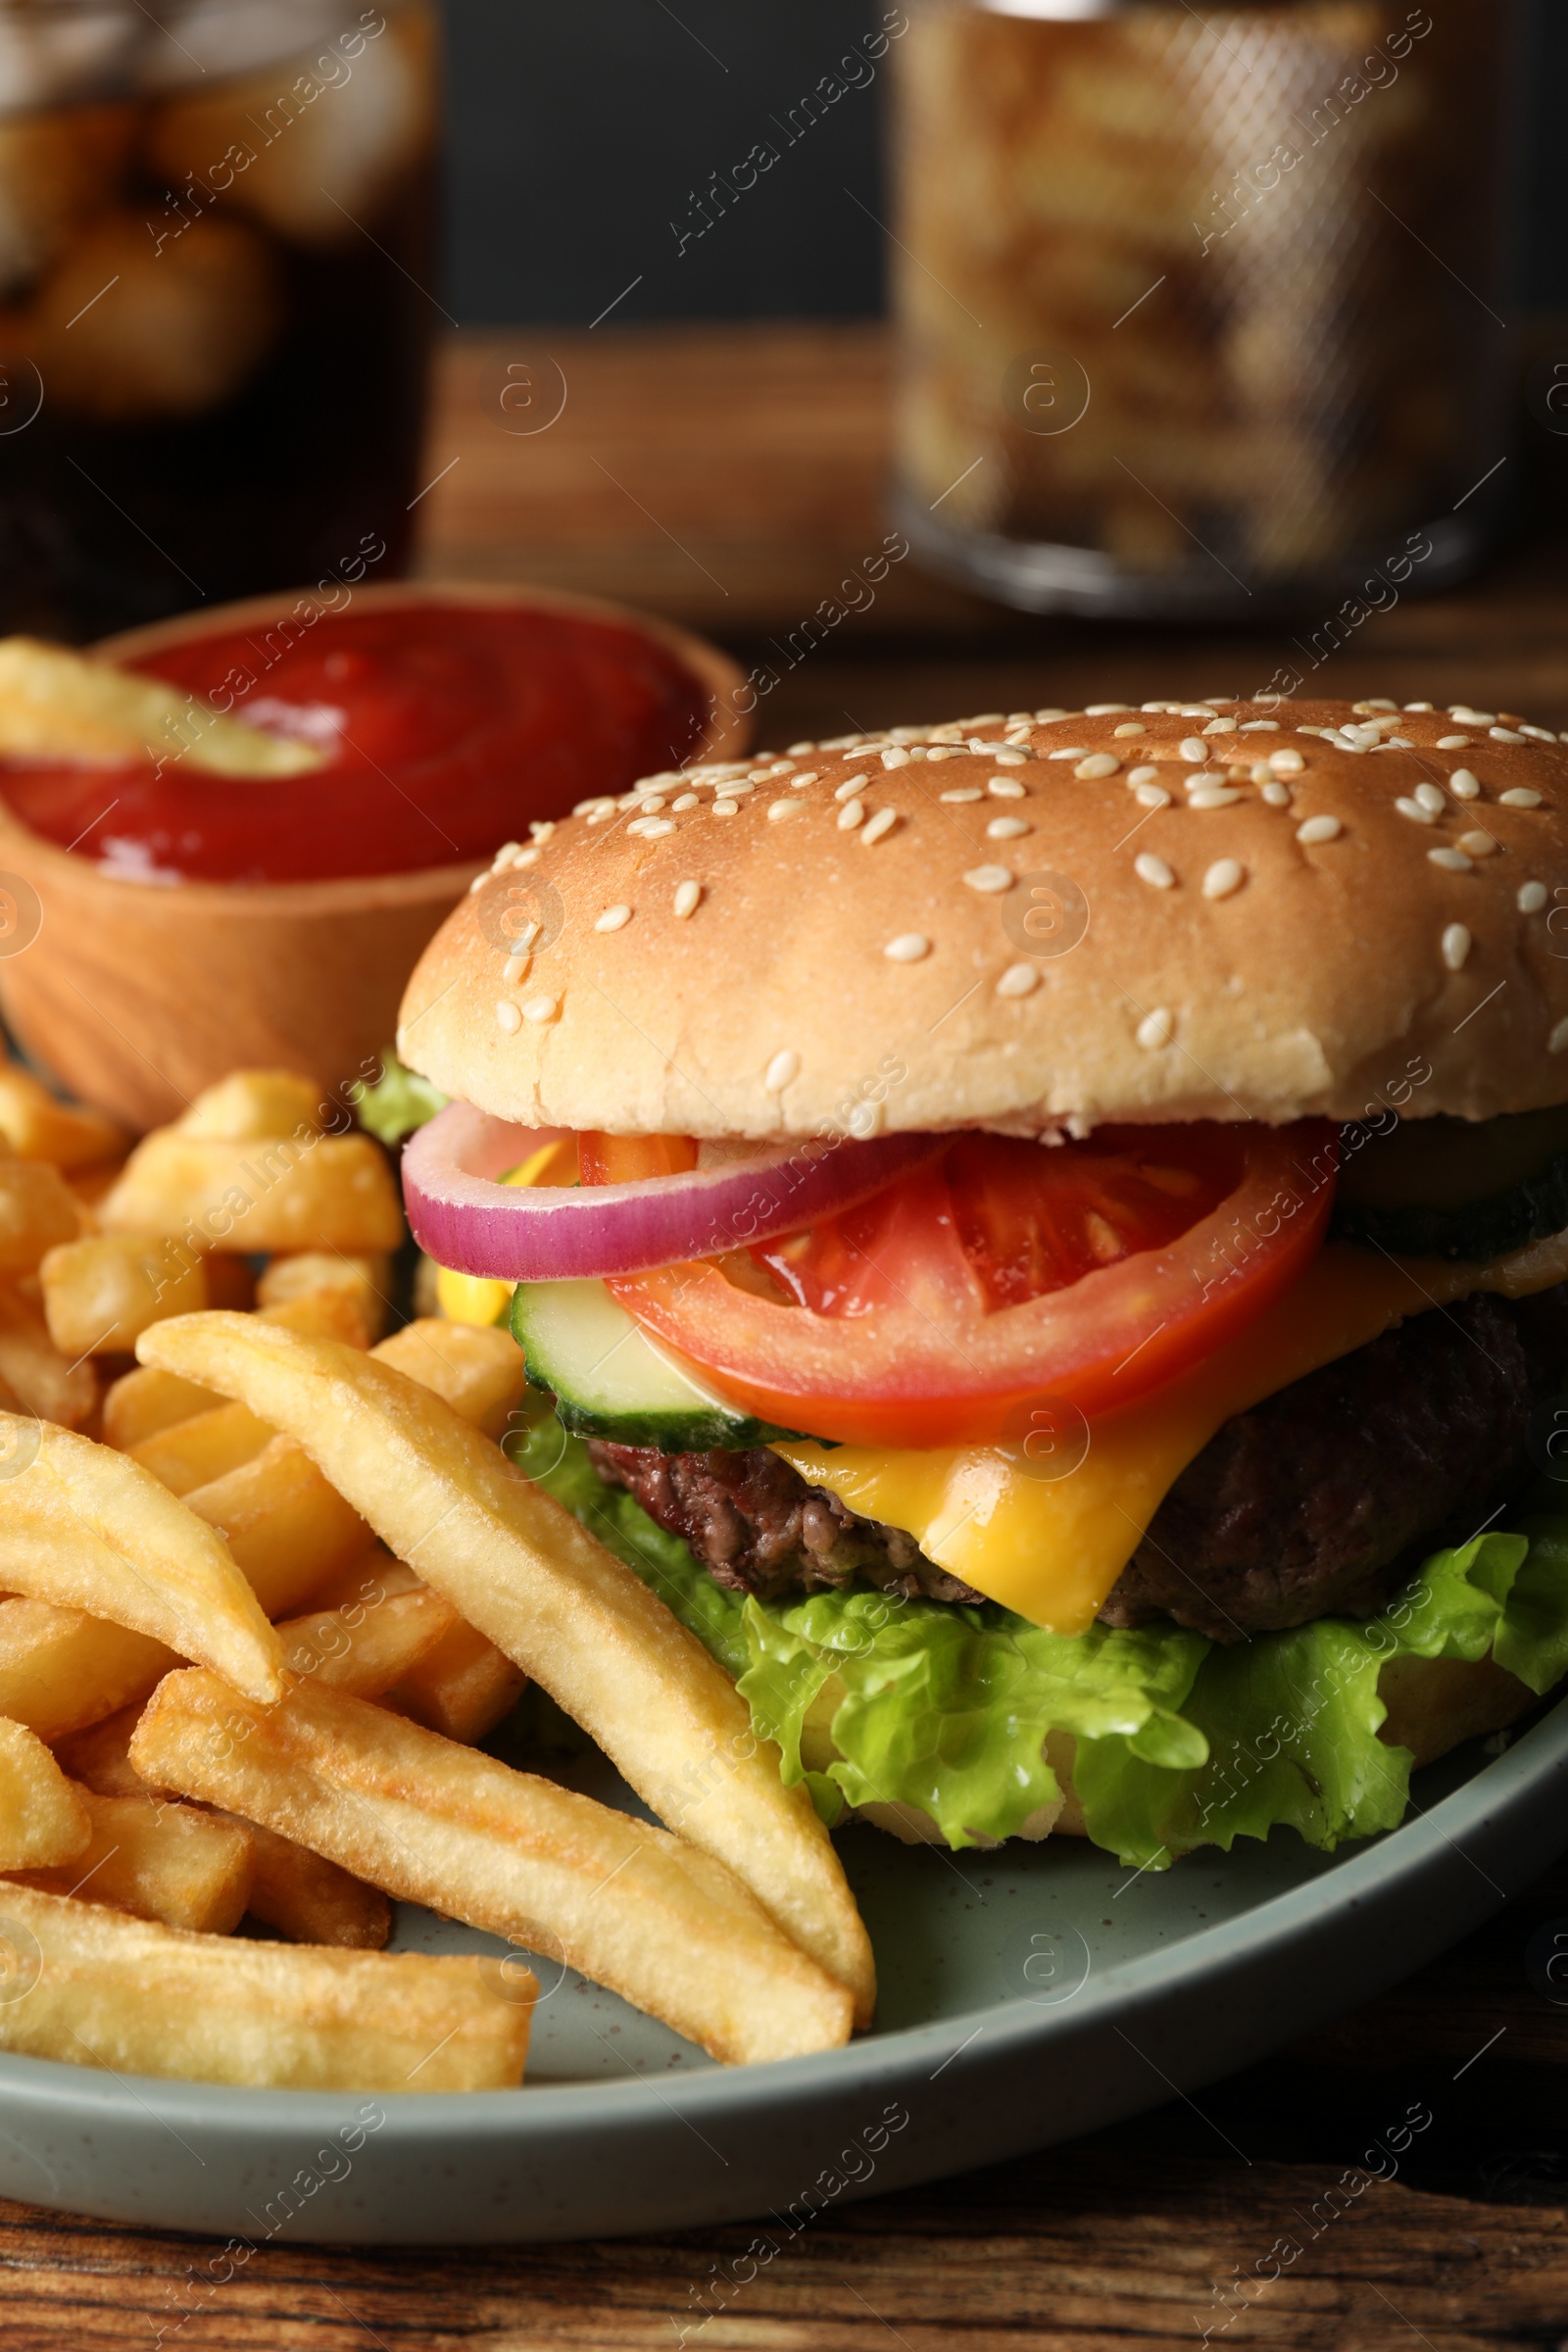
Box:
[586,1284,1568,1642]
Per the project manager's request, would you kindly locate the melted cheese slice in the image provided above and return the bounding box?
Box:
[772,1233,1568,1637]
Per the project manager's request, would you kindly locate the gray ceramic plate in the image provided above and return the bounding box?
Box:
[0,1703,1563,2246]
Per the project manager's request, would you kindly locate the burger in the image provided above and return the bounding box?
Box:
[389,694,1568,1871]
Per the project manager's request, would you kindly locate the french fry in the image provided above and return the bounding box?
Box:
[0,1416,283,1703]
[0,1884,532,2089]
[9,1785,253,1934]
[39,1232,207,1356]
[101,1284,376,1450]
[0,1601,174,1741]
[57,1705,390,1947]
[372,1316,527,1442]
[0,639,327,780]
[387,1620,527,1745]
[137,1316,876,2025]
[175,1069,326,1141]
[0,1279,97,1428]
[127,1398,274,1495]
[100,1130,404,1254]
[276,1580,457,1697]
[0,1155,80,1274]
[0,1717,90,1869]
[0,1063,124,1171]
[256,1250,391,1340]
[132,1672,854,2066]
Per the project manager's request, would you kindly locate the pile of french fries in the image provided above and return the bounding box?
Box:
[0,1059,874,2094]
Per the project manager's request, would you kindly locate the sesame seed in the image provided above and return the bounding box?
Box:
[838,799,865,830]
[1137,1006,1175,1051]
[1404,702,1435,712]
[963,864,1013,894]
[511,843,542,861]
[881,747,911,769]
[1135,853,1175,889]
[521,994,559,1023]
[791,771,820,788]
[1269,748,1305,775]
[712,799,739,816]
[503,954,529,984]
[1491,727,1528,744]
[1113,721,1147,738]
[467,873,486,894]
[1202,858,1246,900]
[573,796,617,816]
[987,815,1030,839]
[1552,1018,1568,1055]
[996,962,1040,998]
[1075,753,1120,780]
[1189,787,1242,808]
[673,880,702,918]
[788,741,815,757]
[1500,788,1544,808]
[939,787,983,803]
[585,811,614,826]
[1035,708,1070,721]
[767,799,801,822]
[1202,717,1238,735]
[1441,924,1472,972]
[595,905,633,932]
[1296,813,1342,843]
[1450,708,1496,725]
[1179,738,1208,762]
[1356,699,1398,712]
[763,1050,799,1092]
[1240,719,1281,732]
[528,818,557,842]
[1135,783,1172,808]
[834,776,865,802]
[1261,781,1294,808]
[672,794,699,811]
[1048,748,1090,761]
[1127,765,1160,788]
[1519,881,1548,912]
[1447,769,1481,799]
[1436,735,1472,750]
[1086,703,1132,716]
[992,750,1029,766]
[509,919,540,955]
[628,816,675,838]
[1396,798,1438,825]
[988,777,1027,798]
[861,808,898,845]
[637,794,667,813]
[491,841,522,868]
[1413,782,1446,814]
[495,1001,521,1034]
[884,933,930,962]
[1457,832,1498,858]
[1428,847,1474,873]
[1520,724,1558,743]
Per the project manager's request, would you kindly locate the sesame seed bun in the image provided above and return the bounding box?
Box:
[397,698,1568,1138]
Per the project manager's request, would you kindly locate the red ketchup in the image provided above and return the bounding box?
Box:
[0,603,715,884]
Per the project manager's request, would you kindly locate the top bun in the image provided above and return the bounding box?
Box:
[398,696,1568,1139]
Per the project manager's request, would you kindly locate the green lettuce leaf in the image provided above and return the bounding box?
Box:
[509,1416,1568,1868]
[352,1051,448,1146]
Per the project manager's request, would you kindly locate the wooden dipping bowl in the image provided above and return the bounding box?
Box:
[0,582,750,1130]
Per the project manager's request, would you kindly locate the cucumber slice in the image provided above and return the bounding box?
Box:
[510,1276,802,1451]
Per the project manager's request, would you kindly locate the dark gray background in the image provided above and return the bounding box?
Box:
[441,0,1568,327]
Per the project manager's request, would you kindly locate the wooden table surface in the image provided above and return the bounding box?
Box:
[10,324,1568,2348]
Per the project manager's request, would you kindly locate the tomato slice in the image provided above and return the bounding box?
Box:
[599,1123,1338,1448]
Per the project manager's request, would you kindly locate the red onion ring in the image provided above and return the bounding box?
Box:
[402,1102,942,1281]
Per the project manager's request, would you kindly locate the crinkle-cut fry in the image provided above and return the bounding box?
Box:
[132,1671,854,2067]
[0,1064,124,1171]
[39,1233,208,1357]
[0,1883,532,2090]
[0,1601,174,1742]
[128,1398,275,1495]
[136,1316,876,2026]
[0,1717,90,1869]
[175,1070,327,1142]
[0,1157,80,1274]
[9,1785,253,1934]
[0,1417,283,1703]
[256,1250,392,1340]
[276,1580,457,1698]
[99,1131,405,1256]
[55,1709,389,1948]
[372,1316,526,1441]
[386,1619,527,1745]
[101,1287,375,1450]
[0,1278,96,1428]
